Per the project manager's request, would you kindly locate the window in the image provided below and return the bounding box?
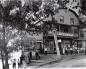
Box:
[73,0,76,2]
[60,15,64,23]
[74,29,78,34]
[70,18,74,25]
[64,28,68,33]
[60,28,64,32]
[80,30,84,38]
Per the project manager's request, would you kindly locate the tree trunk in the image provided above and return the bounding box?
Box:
[1,50,9,69]
[1,50,5,69]
[1,5,9,69]
[5,59,9,69]
[4,51,9,69]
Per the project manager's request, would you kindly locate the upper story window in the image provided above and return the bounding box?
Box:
[73,0,77,2]
[60,27,69,33]
[74,29,78,34]
[70,18,74,25]
[60,15,64,23]
[80,30,84,38]
[64,28,69,33]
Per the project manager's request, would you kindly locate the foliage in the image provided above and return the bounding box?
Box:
[81,0,86,13]
[0,0,60,51]
[0,0,61,32]
[0,0,81,69]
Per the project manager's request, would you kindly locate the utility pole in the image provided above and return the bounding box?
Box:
[51,12,61,57]
[53,29,61,56]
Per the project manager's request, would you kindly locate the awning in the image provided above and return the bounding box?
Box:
[36,40,43,43]
[77,38,86,41]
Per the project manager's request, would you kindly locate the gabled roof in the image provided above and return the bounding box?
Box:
[58,7,79,18]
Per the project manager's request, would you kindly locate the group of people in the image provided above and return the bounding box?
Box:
[9,50,28,69]
[64,47,79,55]
[10,47,49,69]
[11,53,25,69]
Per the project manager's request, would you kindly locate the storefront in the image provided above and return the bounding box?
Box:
[77,39,86,53]
[45,33,79,54]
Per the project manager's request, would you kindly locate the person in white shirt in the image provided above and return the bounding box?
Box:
[44,47,47,55]
[70,47,73,55]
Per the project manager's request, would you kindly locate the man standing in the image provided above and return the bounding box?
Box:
[36,49,40,60]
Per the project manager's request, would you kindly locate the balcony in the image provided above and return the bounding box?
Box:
[48,31,78,37]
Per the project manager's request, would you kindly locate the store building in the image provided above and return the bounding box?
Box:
[44,8,79,54]
[77,28,86,52]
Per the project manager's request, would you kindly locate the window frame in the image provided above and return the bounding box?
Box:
[60,15,64,23]
[70,18,74,25]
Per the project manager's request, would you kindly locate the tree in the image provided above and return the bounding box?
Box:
[79,0,86,28]
[81,0,86,12]
[0,25,23,69]
[0,0,62,69]
[0,1,23,69]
